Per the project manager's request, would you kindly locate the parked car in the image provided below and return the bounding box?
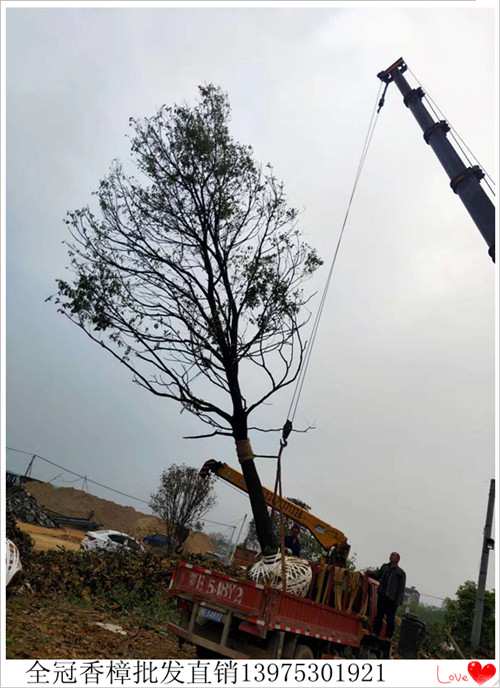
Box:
[143,533,172,548]
[81,530,144,553]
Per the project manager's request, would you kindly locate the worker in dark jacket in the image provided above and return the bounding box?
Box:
[284,524,301,557]
[373,552,406,639]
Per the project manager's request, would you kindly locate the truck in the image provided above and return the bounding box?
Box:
[167,56,494,659]
[168,460,389,659]
[167,558,386,659]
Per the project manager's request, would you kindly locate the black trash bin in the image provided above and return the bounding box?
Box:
[398,613,426,659]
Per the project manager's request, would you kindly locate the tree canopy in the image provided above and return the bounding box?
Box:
[444,580,495,656]
[149,463,216,553]
[395,581,495,659]
[53,85,322,554]
[55,85,320,436]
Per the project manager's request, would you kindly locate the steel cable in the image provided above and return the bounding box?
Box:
[408,67,495,194]
[287,82,385,424]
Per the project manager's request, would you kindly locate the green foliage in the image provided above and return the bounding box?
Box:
[393,583,495,658]
[53,82,324,557]
[150,463,217,553]
[395,601,450,657]
[344,552,357,571]
[52,84,322,439]
[23,548,173,613]
[444,580,495,656]
[282,498,324,561]
[403,599,446,627]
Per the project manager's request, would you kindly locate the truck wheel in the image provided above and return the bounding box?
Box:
[294,644,314,659]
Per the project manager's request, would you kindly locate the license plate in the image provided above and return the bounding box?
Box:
[200,607,224,623]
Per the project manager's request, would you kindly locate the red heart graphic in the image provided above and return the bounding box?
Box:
[468,662,496,685]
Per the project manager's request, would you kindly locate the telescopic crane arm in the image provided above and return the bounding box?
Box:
[378,58,495,262]
[202,61,493,562]
[200,459,348,552]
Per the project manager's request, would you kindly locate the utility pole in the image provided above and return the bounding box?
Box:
[471,479,495,650]
[225,524,238,563]
[229,514,248,564]
[377,58,495,262]
[24,454,36,478]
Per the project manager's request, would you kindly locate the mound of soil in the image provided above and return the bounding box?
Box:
[22,482,216,556]
[26,482,165,537]
[183,531,215,554]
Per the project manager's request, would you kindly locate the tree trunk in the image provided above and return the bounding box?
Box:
[233,420,277,555]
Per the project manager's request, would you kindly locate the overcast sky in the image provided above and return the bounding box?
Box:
[6,5,496,604]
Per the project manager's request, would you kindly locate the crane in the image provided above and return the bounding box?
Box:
[201,59,494,579]
[200,459,349,557]
[377,58,495,261]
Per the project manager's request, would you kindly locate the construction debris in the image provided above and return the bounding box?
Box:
[6,510,34,561]
[6,540,22,586]
[94,622,127,636]
[7,486,56,529]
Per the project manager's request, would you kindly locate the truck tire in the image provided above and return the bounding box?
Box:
[294,644,314,659]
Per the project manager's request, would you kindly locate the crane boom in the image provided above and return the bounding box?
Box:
[378,58,495,262]
[200,459,348,552]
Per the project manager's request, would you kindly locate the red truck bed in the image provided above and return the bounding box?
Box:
[168,561,366,657]
[169,561,267,617]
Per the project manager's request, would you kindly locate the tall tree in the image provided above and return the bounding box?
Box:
[149,463,216,553]
[53,85,322,554]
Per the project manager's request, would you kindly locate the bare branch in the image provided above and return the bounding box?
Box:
[183,430,233,440]
[247,425,316,434]
[53,84,323,556]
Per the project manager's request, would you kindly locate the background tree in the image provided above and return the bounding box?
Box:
[280,497,323,561]
[244,497,353,564]
[391,583,495,659]
[444,580,495,657]
[53,85,322,554]
[244,518,260,552]
[209,531,232,557]
[149,463,216,553]
[394,599,449,658]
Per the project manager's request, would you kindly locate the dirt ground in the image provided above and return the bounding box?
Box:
[17,522,85,551]
[6,594,196,660]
